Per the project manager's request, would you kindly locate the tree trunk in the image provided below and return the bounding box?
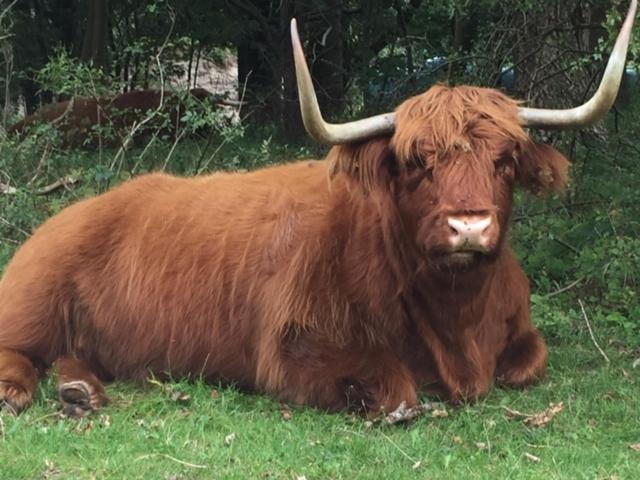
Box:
[281,0,305,141]
[81,0,109,69]
[312,0,345,117]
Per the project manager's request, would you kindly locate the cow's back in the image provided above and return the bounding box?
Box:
[0,160,335,383]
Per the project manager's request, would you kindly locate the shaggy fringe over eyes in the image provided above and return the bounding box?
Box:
[326,85,569,196]
[326,137,395,193]
[391,85,530,166]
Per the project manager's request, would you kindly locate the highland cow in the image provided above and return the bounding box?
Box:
[0,1,636,417]
[8,88,219,147]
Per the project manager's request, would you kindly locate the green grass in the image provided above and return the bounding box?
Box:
[0,327,638,479]
[1,128,639,479]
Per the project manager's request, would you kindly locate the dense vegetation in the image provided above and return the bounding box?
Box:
[0,0,639,478]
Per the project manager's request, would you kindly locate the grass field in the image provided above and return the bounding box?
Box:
[0,132,639,479]
[0,328,638,479]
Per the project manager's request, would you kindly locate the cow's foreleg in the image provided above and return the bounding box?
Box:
[496,329,547,387]
[0,348,39,414]
[53,355,108,417]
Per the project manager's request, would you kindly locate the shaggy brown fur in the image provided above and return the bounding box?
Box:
[0,85,569,415]
[8,88,214,147]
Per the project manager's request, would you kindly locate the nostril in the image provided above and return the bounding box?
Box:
[449,225,459,236]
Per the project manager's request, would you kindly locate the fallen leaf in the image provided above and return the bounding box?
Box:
[74,420,94,434]
[224,432,236,446]
[295,476,307,480]
[147,378,165,388]
[524,452,541,463]
[384,401,440,425]
[412,461,422,470]
[42,459,60,479]
[475,442,487,449]
[632,358,640,369]
[431,408,449,418]
[629,443,640,452]
[279,402,292,421]
[99,415,111,427]
[524,402,563,428]
[504,402,564,428]
[211,389,219,399]
[452,436,463,445]
[170,391,191,404]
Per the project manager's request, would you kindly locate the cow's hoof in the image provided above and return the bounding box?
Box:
[0,380,31,415]
[59,380,103,418]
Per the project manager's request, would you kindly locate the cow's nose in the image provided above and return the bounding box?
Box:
[447,215,493,251]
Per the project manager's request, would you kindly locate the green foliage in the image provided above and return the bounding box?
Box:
[36,48,116,97]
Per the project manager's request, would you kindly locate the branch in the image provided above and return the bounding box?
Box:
[578,299,610,364]
[0,175,79,196]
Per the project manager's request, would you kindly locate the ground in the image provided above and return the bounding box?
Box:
[0,335,638,479]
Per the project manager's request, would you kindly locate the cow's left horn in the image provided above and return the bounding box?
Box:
[291,18,396,144]
[518,0,637,129]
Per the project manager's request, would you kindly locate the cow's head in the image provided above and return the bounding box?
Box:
[290,1,636,269]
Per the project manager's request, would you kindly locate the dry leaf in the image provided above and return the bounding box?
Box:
[629,443,640,451]
[524,402,563,428]
[632,358,640,369]
[412,461,422,470]
[504,402,564,428]
[99,415,111,427]
[170,391,191,404]
[295,476,307,480]
[431,408,449,418]
[211,389,219,399]
[224,432,236,446]
[524,452,541,463]
[384,401,439,425]
[475,442,487,450]
[279,402,292,421]
[74,420,94,434]
[42,460,60,479]
[452,436,463,445]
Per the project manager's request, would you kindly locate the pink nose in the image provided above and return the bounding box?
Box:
[447,215,493,251]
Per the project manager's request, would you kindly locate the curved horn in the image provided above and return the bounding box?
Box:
[290,18,395,144]
[518,0,637,129]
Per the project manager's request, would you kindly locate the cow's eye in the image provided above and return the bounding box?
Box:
[495,157,515,179]
[424,167,434,181]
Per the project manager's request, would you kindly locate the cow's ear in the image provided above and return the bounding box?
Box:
[516,141,570,195]
[326,137,397,193]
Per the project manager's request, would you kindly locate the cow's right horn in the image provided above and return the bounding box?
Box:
[518,0,637,129]
[291,18,396,145]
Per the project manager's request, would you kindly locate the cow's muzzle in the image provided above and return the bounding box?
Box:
[447,215,496,253]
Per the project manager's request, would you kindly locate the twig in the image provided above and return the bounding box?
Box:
[161,130,186,171]
[0,182,16,194]
[1,175,79,196]
[0,216,30,237]
[379,430,418,464]
[134,453,207,469]
[578,299,610,364]
[545,277,583,298]
[553,237,580,255]
[35,175,80,195]
[110,9,176,171]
